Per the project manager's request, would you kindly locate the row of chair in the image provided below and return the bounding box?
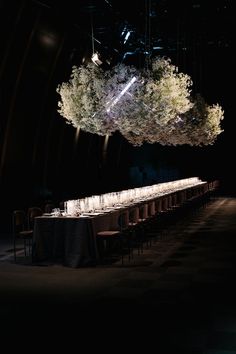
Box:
[12,207,43,262]
[12,183,218,266]
[12,200,66,262]
[96,198,174,265]
[96,185,216,265]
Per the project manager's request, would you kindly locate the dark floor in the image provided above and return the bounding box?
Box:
[1,197,236,352]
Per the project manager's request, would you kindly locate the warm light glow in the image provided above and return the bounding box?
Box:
[103,134,109,151]
[65,177,205,216]
[39,33,57,47]
[102,134,109,162]
[74,127,80,145]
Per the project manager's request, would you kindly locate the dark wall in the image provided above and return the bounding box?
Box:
[0,1,130,229]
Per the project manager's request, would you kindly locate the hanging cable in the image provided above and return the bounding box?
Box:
[90,12,95,54]
[144,0,148,69]
[90,11,103,66]
[144,0,151,70]
[148,0,151,67]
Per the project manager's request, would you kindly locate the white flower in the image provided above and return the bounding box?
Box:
[56,57,224,146]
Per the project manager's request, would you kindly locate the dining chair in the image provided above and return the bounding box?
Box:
[96,212,131,265]
[44,203,55,214]
[27,207,43,229]
[12,210,33,262]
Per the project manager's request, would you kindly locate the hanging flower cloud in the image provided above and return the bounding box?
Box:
[174,94,224,146]
[119,57,194,145]
[57,57,224,146]
[57,64,112,135]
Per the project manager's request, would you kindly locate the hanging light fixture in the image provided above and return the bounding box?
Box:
[90,12,103,66]
[91,52,103,66]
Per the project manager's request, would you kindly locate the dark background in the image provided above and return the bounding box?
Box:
[0,0,234,231]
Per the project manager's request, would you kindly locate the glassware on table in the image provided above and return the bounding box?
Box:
[52,208,61,216]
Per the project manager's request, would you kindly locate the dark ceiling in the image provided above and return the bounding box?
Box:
[24,0,234,80]
[0,0,235,229]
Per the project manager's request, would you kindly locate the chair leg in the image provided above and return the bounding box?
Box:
[24,239,26,256]
[13,237,16,262]
[27,239,30,257]
[128,238,131,261]
[120,238,124,265]
[31,239,34,263]
[28,239,30,257]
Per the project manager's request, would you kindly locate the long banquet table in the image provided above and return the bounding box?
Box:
[33,208,123,267]
[33,183,209,267]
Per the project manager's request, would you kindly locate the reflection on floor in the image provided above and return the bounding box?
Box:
[1,197,236,352]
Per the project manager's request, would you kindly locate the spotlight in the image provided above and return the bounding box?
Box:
[91,53,103,66]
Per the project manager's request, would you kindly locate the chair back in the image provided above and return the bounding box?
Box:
[130,207,139,223]
[27,207,43,229]
[44,203,55,213]
[59,201,65,211]
[13,210,27,233]
[118,212,128,231]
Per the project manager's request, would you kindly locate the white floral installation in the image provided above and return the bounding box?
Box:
[57,56,224,146]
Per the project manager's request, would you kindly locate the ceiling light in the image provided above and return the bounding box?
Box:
[91,53,103,66]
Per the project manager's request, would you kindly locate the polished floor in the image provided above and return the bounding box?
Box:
[1,197,236,352]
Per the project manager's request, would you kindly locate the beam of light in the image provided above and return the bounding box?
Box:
[102,134,109,162]
[123,31,131,44]
[74,127,80,153]
[106,77,136,112]
[103,134,109,150]
[74,127,80,144]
